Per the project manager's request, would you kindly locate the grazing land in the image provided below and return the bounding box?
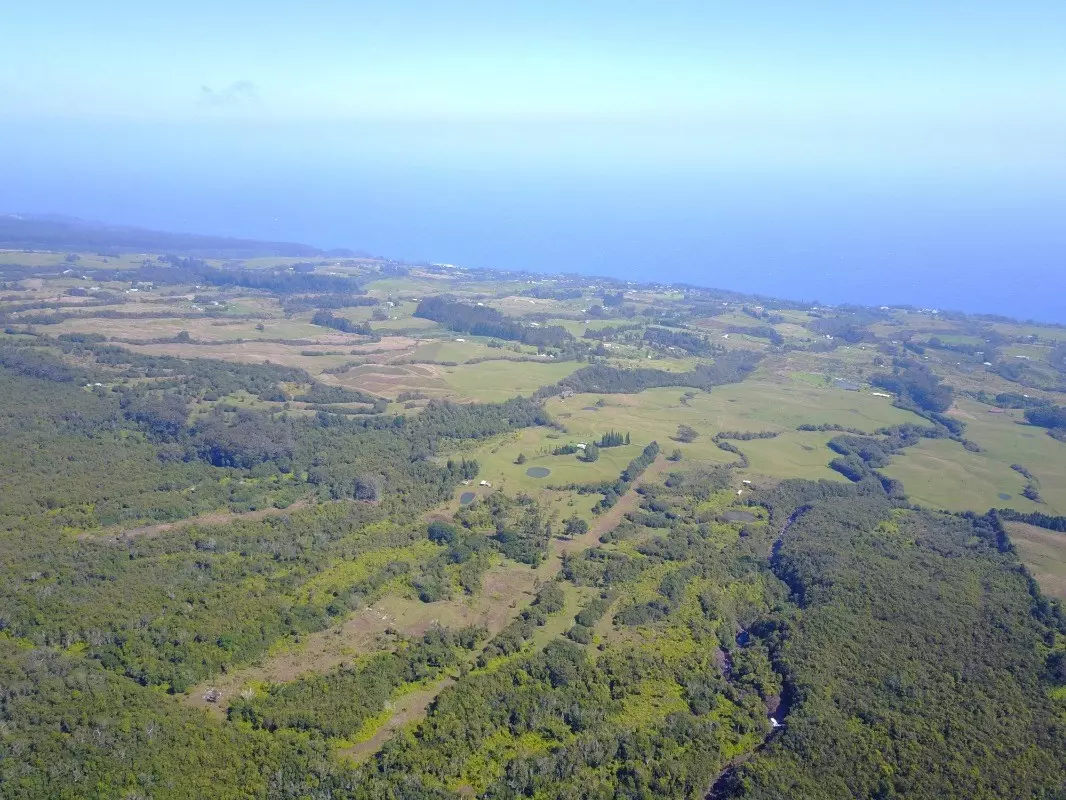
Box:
[0,227,1064,799]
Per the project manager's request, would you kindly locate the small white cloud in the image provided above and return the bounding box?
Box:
[197,81,259,108]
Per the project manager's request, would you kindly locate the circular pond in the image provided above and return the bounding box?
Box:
[459,492,476,505]
[525,467,551,478]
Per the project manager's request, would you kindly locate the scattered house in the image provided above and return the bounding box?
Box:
[455,338,465,342]
[560,389,574,399]
[737,489,744,496]
[988,408,1007,414]
[202,688,222,704]
[461,480,470,485]
[479,480,492,487]
[577,442,587,449]
[983,361,993,366]
[871,391,892,398]
[742,480,752,485]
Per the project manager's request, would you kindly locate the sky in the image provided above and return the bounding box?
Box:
[2,1,1065,318]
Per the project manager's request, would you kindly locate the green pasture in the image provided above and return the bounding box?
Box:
[741,431,846,482]
[466,427,652,494]
[0,251,146,270]
[881,437,1040,514]
[440,360,580,401]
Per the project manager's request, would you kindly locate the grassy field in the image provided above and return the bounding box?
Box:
[1007,522,1066,600]
[0,251,146,269]
[881,397,1066,515]
[541,381,922,480]
[741,431,847,482]
[439,359,581,401]
[881,437,1034,512]
[51,314,337,342]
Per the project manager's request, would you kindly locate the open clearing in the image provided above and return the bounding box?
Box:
[335,459,666,762]
[1007,522,1066,600]
[185,559,541,717]
[884,397,1066,515]
[78,497,317,542]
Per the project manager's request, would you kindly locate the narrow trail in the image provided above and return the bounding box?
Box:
[338,677,456,762]
[555,456,672,559]
[77,497,322,542]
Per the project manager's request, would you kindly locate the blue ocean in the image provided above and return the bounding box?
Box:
[3,121,1063,323]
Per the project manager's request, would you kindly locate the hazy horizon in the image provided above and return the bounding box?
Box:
[2,1,1064,321]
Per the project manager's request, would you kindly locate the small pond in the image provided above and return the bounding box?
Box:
[998,493,1012,501]
[525,467,551,478]
[723,510,757,523]
[459,492,476,505]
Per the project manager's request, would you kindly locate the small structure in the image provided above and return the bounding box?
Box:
[479,480,492,487]
[202,688,222,704]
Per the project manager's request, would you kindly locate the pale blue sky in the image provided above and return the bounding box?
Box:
[4,2,1064,130]
[2,2,1065,319]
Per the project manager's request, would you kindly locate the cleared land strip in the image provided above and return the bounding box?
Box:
[185,561,541,717]
[78,497,319,542]
[337,456,667,762]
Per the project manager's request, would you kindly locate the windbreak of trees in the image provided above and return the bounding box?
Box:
[547,351,762,395]
[145,256,362,294]
[414,295,573,348]
[597,430,630,447]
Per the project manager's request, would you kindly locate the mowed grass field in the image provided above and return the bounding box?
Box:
[883,397,1066,515]
[1007,522,1066,600]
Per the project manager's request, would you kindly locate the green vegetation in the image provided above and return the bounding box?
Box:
[2,243,1066,798]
